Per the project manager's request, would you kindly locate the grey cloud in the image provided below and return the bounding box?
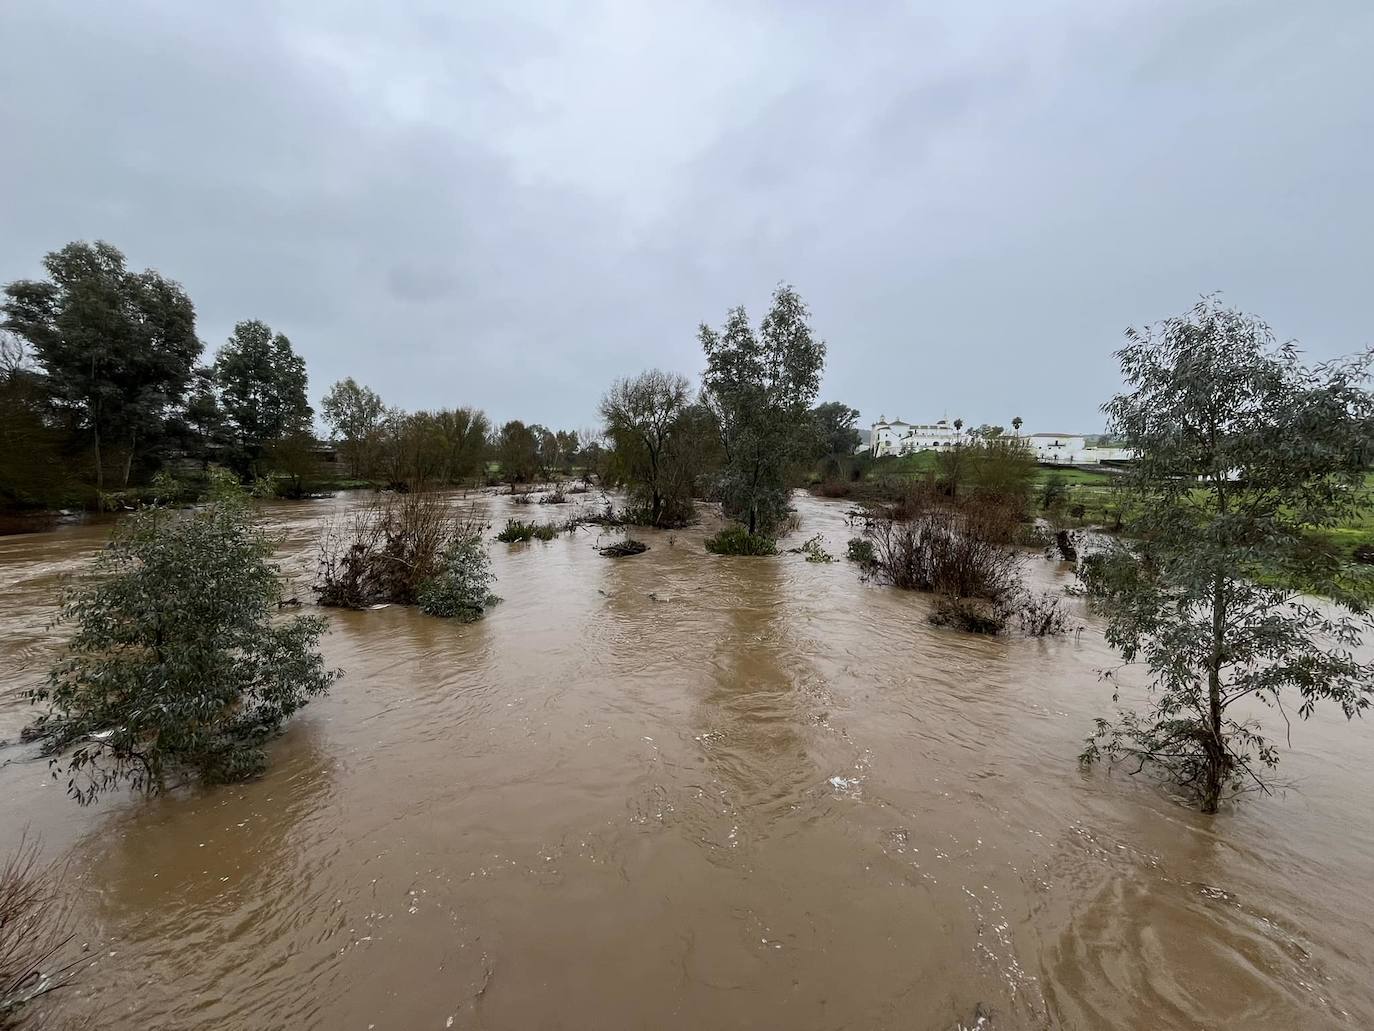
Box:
[2,1,1371,433]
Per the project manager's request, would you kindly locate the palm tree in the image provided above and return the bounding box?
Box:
[1012,416,1023,435]
[953,418,963,434]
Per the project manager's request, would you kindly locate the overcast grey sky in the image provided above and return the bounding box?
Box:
[2,1,1370,433]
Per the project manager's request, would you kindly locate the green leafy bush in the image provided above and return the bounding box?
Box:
[704,526,778,556]
[418,527,500,620]
[846,537,876,565]
[789,534,834,562]
[35,487,339,803]
[494,519,558,543]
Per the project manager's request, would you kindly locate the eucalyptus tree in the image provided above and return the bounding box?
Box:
[34,477,339,803]
[699,284,826,536]
[1081,297,1374,813]
[214,319,312,478]
[2,240,200,491]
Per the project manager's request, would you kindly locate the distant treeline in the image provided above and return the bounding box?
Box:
[0,239,599,509]
[1,242,864,531]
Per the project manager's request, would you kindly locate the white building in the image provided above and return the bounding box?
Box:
[870,415,1133,466]
[869,416,961,456]
[1025,432,1088,464]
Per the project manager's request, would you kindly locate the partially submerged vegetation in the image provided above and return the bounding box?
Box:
[846,454,1072,638]
[1,836,75,1028]
[6,242,1374,832]
[418,526,501,620]
[699,285,826,543]
[317,492,458,607]
[600,538,648,558]
[1078,297,1374,813]
[494,518,559,543]
[789,534,835,562]
[34,479,338,803]
[316,493,506,622]
[705,526,779,556]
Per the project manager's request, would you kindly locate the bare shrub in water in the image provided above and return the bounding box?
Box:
[863,509,1018,599]
[1009,588,1071,637]
[317,492,462,607]
[927,587,1069,638]
[928,595,1006,635]
[1,835,77,1028]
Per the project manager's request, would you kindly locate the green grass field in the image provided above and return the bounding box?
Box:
[842,449,1374,600]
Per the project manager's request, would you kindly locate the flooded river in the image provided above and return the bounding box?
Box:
[1,491,1372,1030]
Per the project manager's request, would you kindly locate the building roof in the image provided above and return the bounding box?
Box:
[1028,432,1082,438]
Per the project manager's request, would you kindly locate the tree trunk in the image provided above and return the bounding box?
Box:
[748,506,756,536]
[1201,577,1227,814]
[92,419,103,495]
[121,431,136,489]
[651,492,662,525]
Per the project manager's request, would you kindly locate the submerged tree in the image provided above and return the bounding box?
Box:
[34,479,339,803]
[599,369,707,526]
[699,284,826,536]
[1081,297,1374,813]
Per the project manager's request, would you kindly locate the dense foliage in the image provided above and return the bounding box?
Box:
[1081,297,1374,812]
[2,241,200,493]
[214,319,313,478]
[35,483,338,803]
[321,377,386,479]
[418,520,501,620]
[700,284,826,536]
[704,526,779,555]
[494,518,559,543]
[599,370,713,526]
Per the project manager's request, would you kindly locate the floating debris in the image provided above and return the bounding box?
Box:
[600,539,648,558]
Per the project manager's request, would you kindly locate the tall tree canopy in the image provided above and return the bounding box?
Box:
[430,407,491,484]
[214,319,312,477]
[700,284,826,535]
[495,420,540,483]
[600,369,707,526]
[1,240,200,490]
[811,401,861,458]
[321,377,387,479]
[1081,297,1374,812]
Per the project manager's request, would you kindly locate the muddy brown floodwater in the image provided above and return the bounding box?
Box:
[1,491,1372,1030]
